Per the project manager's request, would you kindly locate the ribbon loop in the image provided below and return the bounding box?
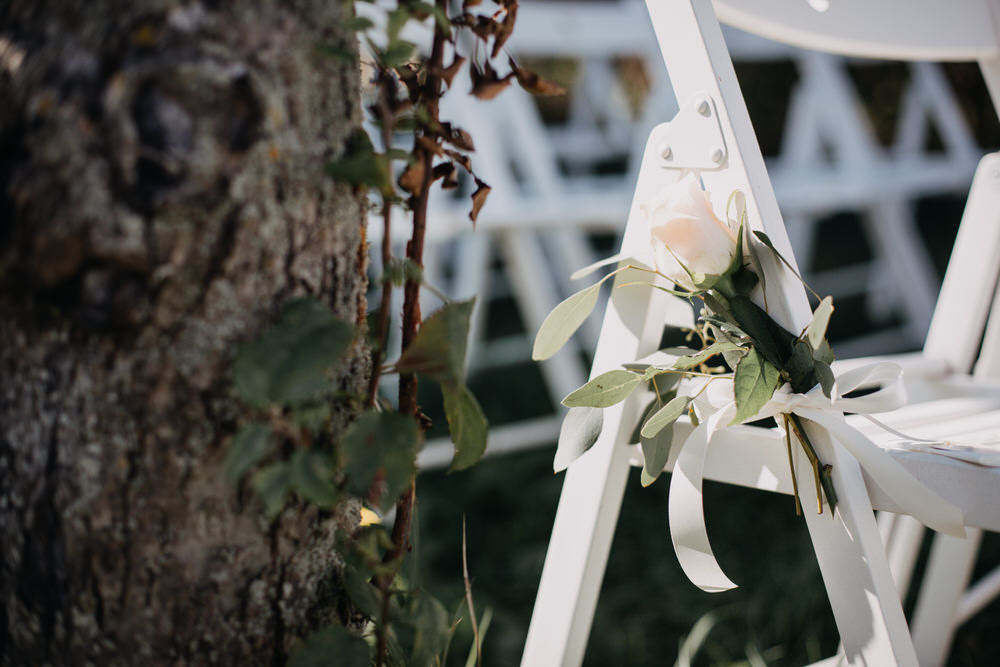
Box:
[667,361,966,592]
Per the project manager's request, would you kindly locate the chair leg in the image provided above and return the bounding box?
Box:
[910,528,983,667]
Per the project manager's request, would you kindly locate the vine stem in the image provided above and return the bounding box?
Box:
[376,2,448,665]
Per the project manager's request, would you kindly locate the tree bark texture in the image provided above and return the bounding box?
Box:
[0,1,368,663]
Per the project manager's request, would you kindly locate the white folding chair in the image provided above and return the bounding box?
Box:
[521,1,1000,665]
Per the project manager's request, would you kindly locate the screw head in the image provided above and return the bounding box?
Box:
[710,148,724,164]
[660,145,673,160]
[697,99,711,116]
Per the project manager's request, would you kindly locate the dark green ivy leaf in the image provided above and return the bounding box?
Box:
[225,422,273,483]
[442,383,488,471]
[395,299,475,386]
[728,295,795,369]
[288,624,370,667]
[325,128,393,194]
[233,298,354,409]
[251,462,293,519]
[787,340,818,394]
[341,412,419,511]
[289,449,337,509]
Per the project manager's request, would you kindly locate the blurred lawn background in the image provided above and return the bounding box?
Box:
[404,54,1000,666]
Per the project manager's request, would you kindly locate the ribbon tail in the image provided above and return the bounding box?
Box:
[668,421,738,592]
[795,407,966,538]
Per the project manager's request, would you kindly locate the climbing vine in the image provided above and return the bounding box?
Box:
[225,1,561,664]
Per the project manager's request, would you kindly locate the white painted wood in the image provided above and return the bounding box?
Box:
[911,530,984,667]
[520,135,681,667]
[925,152,1000,372]
[713,0,1000,62]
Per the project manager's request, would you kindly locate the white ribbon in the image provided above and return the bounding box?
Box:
[668,361,967,593]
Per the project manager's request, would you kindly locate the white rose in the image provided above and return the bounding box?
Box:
[640,173,738,291]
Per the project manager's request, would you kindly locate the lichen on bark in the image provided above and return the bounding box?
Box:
[0,0,368,663]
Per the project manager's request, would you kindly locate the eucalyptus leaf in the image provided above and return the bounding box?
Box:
[532,282,601,361]
[443,383,488,471]
[640,420,675,487]
[569,252,636,280]
[649,369,683,396]
[225,422,273,483]
[813,338,836,366]
[554,407,604,471]
[251,462,292,519]
[674,342,743,371]
[562,370,642,408]
[341,412,419,510]
[641,395,691,438]
[396,299,475,386]
[815,359,835,399]
[288,625,370,667]
[731,348,781,425]
[629,398,659,444]
[806,296,834,350]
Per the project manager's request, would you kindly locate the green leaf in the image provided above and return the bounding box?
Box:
[233,298,354,408]
[815,359,835,399]
[731,348,781,425]
[404,592,452,667]
[342,412,419,511]
[288,625,370,667]
[442,384,488,471]
[342,16,375,32]
[787,340,818,394]
[649,369,683,396]
[325,128,392,194]
[315,43,358,63]
[382,258,424,287]
[813,338,835,366]
[396,299,475,386]
[562,370,642,408]
[554,407,604,471]
[251,462,292,518]
[290,403,332,433]
[640,419,675,487]
[289,449,337,509]
[806,296,834,349]
[225,423,273,483]
[569,252,637,280]
[380,40,417,68]
[344,564,382,619]
[673,342,743,371]
[640,394,691,438]
[728,295,795,368]
[629,398,659,444]
[532,282,601,361]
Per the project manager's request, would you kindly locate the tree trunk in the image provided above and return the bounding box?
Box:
[0,1,367,663]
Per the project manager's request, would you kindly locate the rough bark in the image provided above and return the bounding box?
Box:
[0,1,367,664]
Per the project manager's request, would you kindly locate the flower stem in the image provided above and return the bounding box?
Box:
[787,414,838,514]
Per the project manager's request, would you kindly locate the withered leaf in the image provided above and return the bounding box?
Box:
[398,161,425,195]
[462,0,482,8]
[469,177,490,225]
[440,122,475,151]
[437,55,466,89]
[491,2,518,58]
[433,162,459,189]
[470,61,513,101]
[468,14,501,41]
[444,149,472,172]
[508,56,567,96]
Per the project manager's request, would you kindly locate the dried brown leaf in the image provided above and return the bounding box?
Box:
[508,56,567,96]
[470,61,513,101]
[416,136,443,156]
[433,162,459,189]
[491,2,518,58]
[469,178,490,225]
[437,55,466,88]
[398,161,425,195]
[444,149,472,172]
[462,0,482,8]
[440,122,475,151]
